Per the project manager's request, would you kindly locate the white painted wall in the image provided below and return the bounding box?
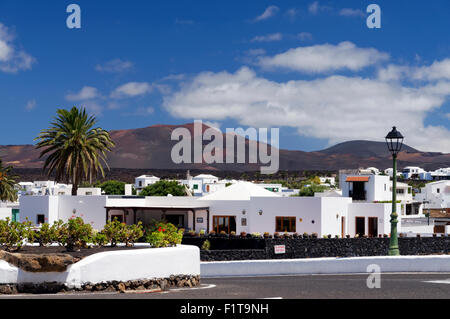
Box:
[0,208,11,220]
[0,245,200,288]
[201,255,450,277]
[347,203,399,236]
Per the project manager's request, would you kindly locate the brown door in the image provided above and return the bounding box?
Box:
[434,225,445,234]
[368,217,378,238]
[341,216,345,238]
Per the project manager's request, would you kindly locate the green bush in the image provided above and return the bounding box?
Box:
[58,217,94,251]
[34,222,59,247]
[140,180,187,196]
[201,239,211,251]
[145,221,183,248]
[102,218,144,247]
[0,218,34,251]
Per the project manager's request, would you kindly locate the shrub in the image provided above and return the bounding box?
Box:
[263,232,270,238]
[59,217,94,251]
[199,229,206,237]
[251,232,261,238]
[145,221,183,248]
[273,232,280,238]
[102,218,144,247]
[92,231,108,247]
[34,222,58,247]
[240,232,247,238]
[201,240,211,251]
[0,218,34,251]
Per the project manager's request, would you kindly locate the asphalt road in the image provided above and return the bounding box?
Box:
[1,273,449,299]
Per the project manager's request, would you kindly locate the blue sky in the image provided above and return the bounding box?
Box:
[0,0,449,152]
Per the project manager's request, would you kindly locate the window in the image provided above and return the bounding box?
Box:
[193,184,198,190]
[37,214,45,224]
[276,217,296,232]
[437,188,440,194]
[139,181,142,187]
[213,216,236,234]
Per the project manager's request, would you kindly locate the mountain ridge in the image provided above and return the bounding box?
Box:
[0,123,449,171]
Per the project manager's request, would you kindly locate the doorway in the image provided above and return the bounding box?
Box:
[213,216,236,234]
[341,216,346,238]
[165,214,185,228]
[368,217,378,238]
[355,217,365,237]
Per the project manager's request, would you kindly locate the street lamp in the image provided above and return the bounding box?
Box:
[385,126,404,256]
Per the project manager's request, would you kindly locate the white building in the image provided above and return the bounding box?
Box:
[134,175,161,192]
[402,166,426,179]
[19,182,398,238]
[318,177,336,186]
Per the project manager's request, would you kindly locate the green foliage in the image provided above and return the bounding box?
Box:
[34,106,115,195]
[140,180,187,197]
[0,218,34,251]
[34,222,60,247]
[297,184,329,197]
[58,217,94,251]
[102,218,144,247]
[96,180,126,195]
[92,231,108,247]
[201,240,211,251]
[145,221,183,248]
[0,159,18,203]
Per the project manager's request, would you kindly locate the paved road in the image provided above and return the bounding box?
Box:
[1,273,449,299]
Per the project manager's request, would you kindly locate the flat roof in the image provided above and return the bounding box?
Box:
[346,176,370,182]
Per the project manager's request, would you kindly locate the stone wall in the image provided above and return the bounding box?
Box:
[187,237,450,261]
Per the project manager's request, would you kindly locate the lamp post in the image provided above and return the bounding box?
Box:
[385,126,404,256]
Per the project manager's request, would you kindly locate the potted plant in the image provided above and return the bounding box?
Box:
[263,232,271,239]
[383,234,388,238]
[273,232,280,239]
[303,232,309,239]
[346,234,350,238]
[230,231,236,238]
[311,232,318,239]
[283,232,291,239]
[293,232,299,239]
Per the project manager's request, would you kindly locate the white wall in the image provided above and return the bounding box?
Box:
[0,245,200,288]
[58,196,108,230]
[0,208,11,220]
[347,202,400,236]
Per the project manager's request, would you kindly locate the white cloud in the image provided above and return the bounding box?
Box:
[378,59,450,82]
[308,1,331,15]
[25,99,36,111]
[111,82,153,98]
[0,23,35,73]
[251,33,283,43]
[80,101,103,116]
[254,6,279,22]
[286,8,299,20]
[66,86,100,101]
[339,8,365,17]
[258,41,389,73]
[163,67,450,152]
[95,59,133,73]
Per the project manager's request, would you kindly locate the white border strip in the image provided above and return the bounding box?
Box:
[200,255,450,278]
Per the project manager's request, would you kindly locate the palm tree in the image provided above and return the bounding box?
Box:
[0,159,18,202]
[35,106,115,196]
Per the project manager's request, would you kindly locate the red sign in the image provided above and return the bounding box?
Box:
[274,245,286,254]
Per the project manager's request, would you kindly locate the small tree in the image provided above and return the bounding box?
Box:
[140,180,187,196]
[98,180,126,195]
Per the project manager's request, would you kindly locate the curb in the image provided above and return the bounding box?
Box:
[200,255,450,277]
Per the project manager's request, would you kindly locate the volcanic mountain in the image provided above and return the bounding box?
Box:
[0,123,449,171]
